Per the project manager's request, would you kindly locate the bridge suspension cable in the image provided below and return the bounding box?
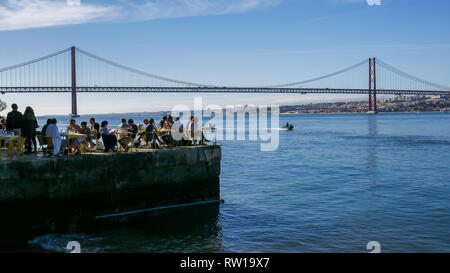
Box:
[258,59,368,88]
[75,47,213,88]
[0,48,71,73]
[377,59,450,91]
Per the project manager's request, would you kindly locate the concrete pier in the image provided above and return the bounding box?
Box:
[0,146,221,245]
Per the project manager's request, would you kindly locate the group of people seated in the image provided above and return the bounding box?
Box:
[99,115,206,153]
[1,103,208,156]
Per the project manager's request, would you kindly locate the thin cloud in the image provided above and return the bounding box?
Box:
[0,0,119,31]
[0,0,282,31]
[122,0,282,20]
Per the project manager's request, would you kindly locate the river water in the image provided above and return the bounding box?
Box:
[29,113,450,253]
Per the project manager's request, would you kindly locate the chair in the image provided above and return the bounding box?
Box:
[101,134,116,153]
[79,139,89,155]
[91,129,100,149]
[7,137,26,160]
[128,133,137,152]
[42,136,56,156]
[0,138,4,160]
[116,132,130,152]
[40,136,65,157]
[37,135,48,154]
[141,132,148,144]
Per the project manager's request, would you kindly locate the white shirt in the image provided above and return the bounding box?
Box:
[46,123,62,154]
[172,120,185,141]
[46,124,61,139]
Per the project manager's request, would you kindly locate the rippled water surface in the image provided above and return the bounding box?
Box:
[31,113,450,253]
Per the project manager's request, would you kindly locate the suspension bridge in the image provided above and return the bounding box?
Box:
[1,46,449,117]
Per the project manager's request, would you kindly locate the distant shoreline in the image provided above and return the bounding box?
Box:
[30,96,449,118]
[34,110,450,119]
[280,111,449,115]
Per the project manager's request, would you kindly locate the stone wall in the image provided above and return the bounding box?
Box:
[0,145,221,245]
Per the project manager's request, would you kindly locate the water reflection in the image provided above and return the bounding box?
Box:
[365,115,378,173]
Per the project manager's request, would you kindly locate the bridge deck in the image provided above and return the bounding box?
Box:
[1,87,450,96]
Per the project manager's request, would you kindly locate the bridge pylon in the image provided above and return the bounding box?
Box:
[368,57,378,114]
[71,46,79,118]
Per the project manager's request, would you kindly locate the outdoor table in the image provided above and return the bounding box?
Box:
[60,133,87,139]
[113,130,136,152]
[60,133,88,154]
[0,135,22,160]
[114,130,133,138]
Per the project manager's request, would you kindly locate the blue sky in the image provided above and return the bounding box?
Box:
[0,0,449,115]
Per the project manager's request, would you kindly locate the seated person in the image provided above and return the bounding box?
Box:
[136,123,146,146]
[79,121,95,148]
[66,119,84,154]
[46,118,68,155]
[157,117,172,146]
[119,118,129,130]
[0,117,6,147]
[0,117,6,130]
[39,119,52,136]
[67,119,81,133]
[171,117,184,147]
[184,116,196,146]
[128,119,138,136]
[100,121,117,152]
[145,118,160,147]
[127,119,140,148]
[90,118,100,139]
[167,116,174,127]
[159,116,168,129]
[142,119,149,130]
[117,119,138,150]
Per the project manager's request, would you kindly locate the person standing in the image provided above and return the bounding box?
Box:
[6,103,23,136]
[22,106,37,154]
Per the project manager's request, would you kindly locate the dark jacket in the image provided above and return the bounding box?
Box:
[22,119,36,138]
[41,124,49,136]
[6,110,23,130]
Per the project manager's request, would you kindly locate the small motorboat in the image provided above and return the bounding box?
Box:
[282,123,294,131]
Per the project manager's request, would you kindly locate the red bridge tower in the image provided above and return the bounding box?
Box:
[368,57,377,114]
